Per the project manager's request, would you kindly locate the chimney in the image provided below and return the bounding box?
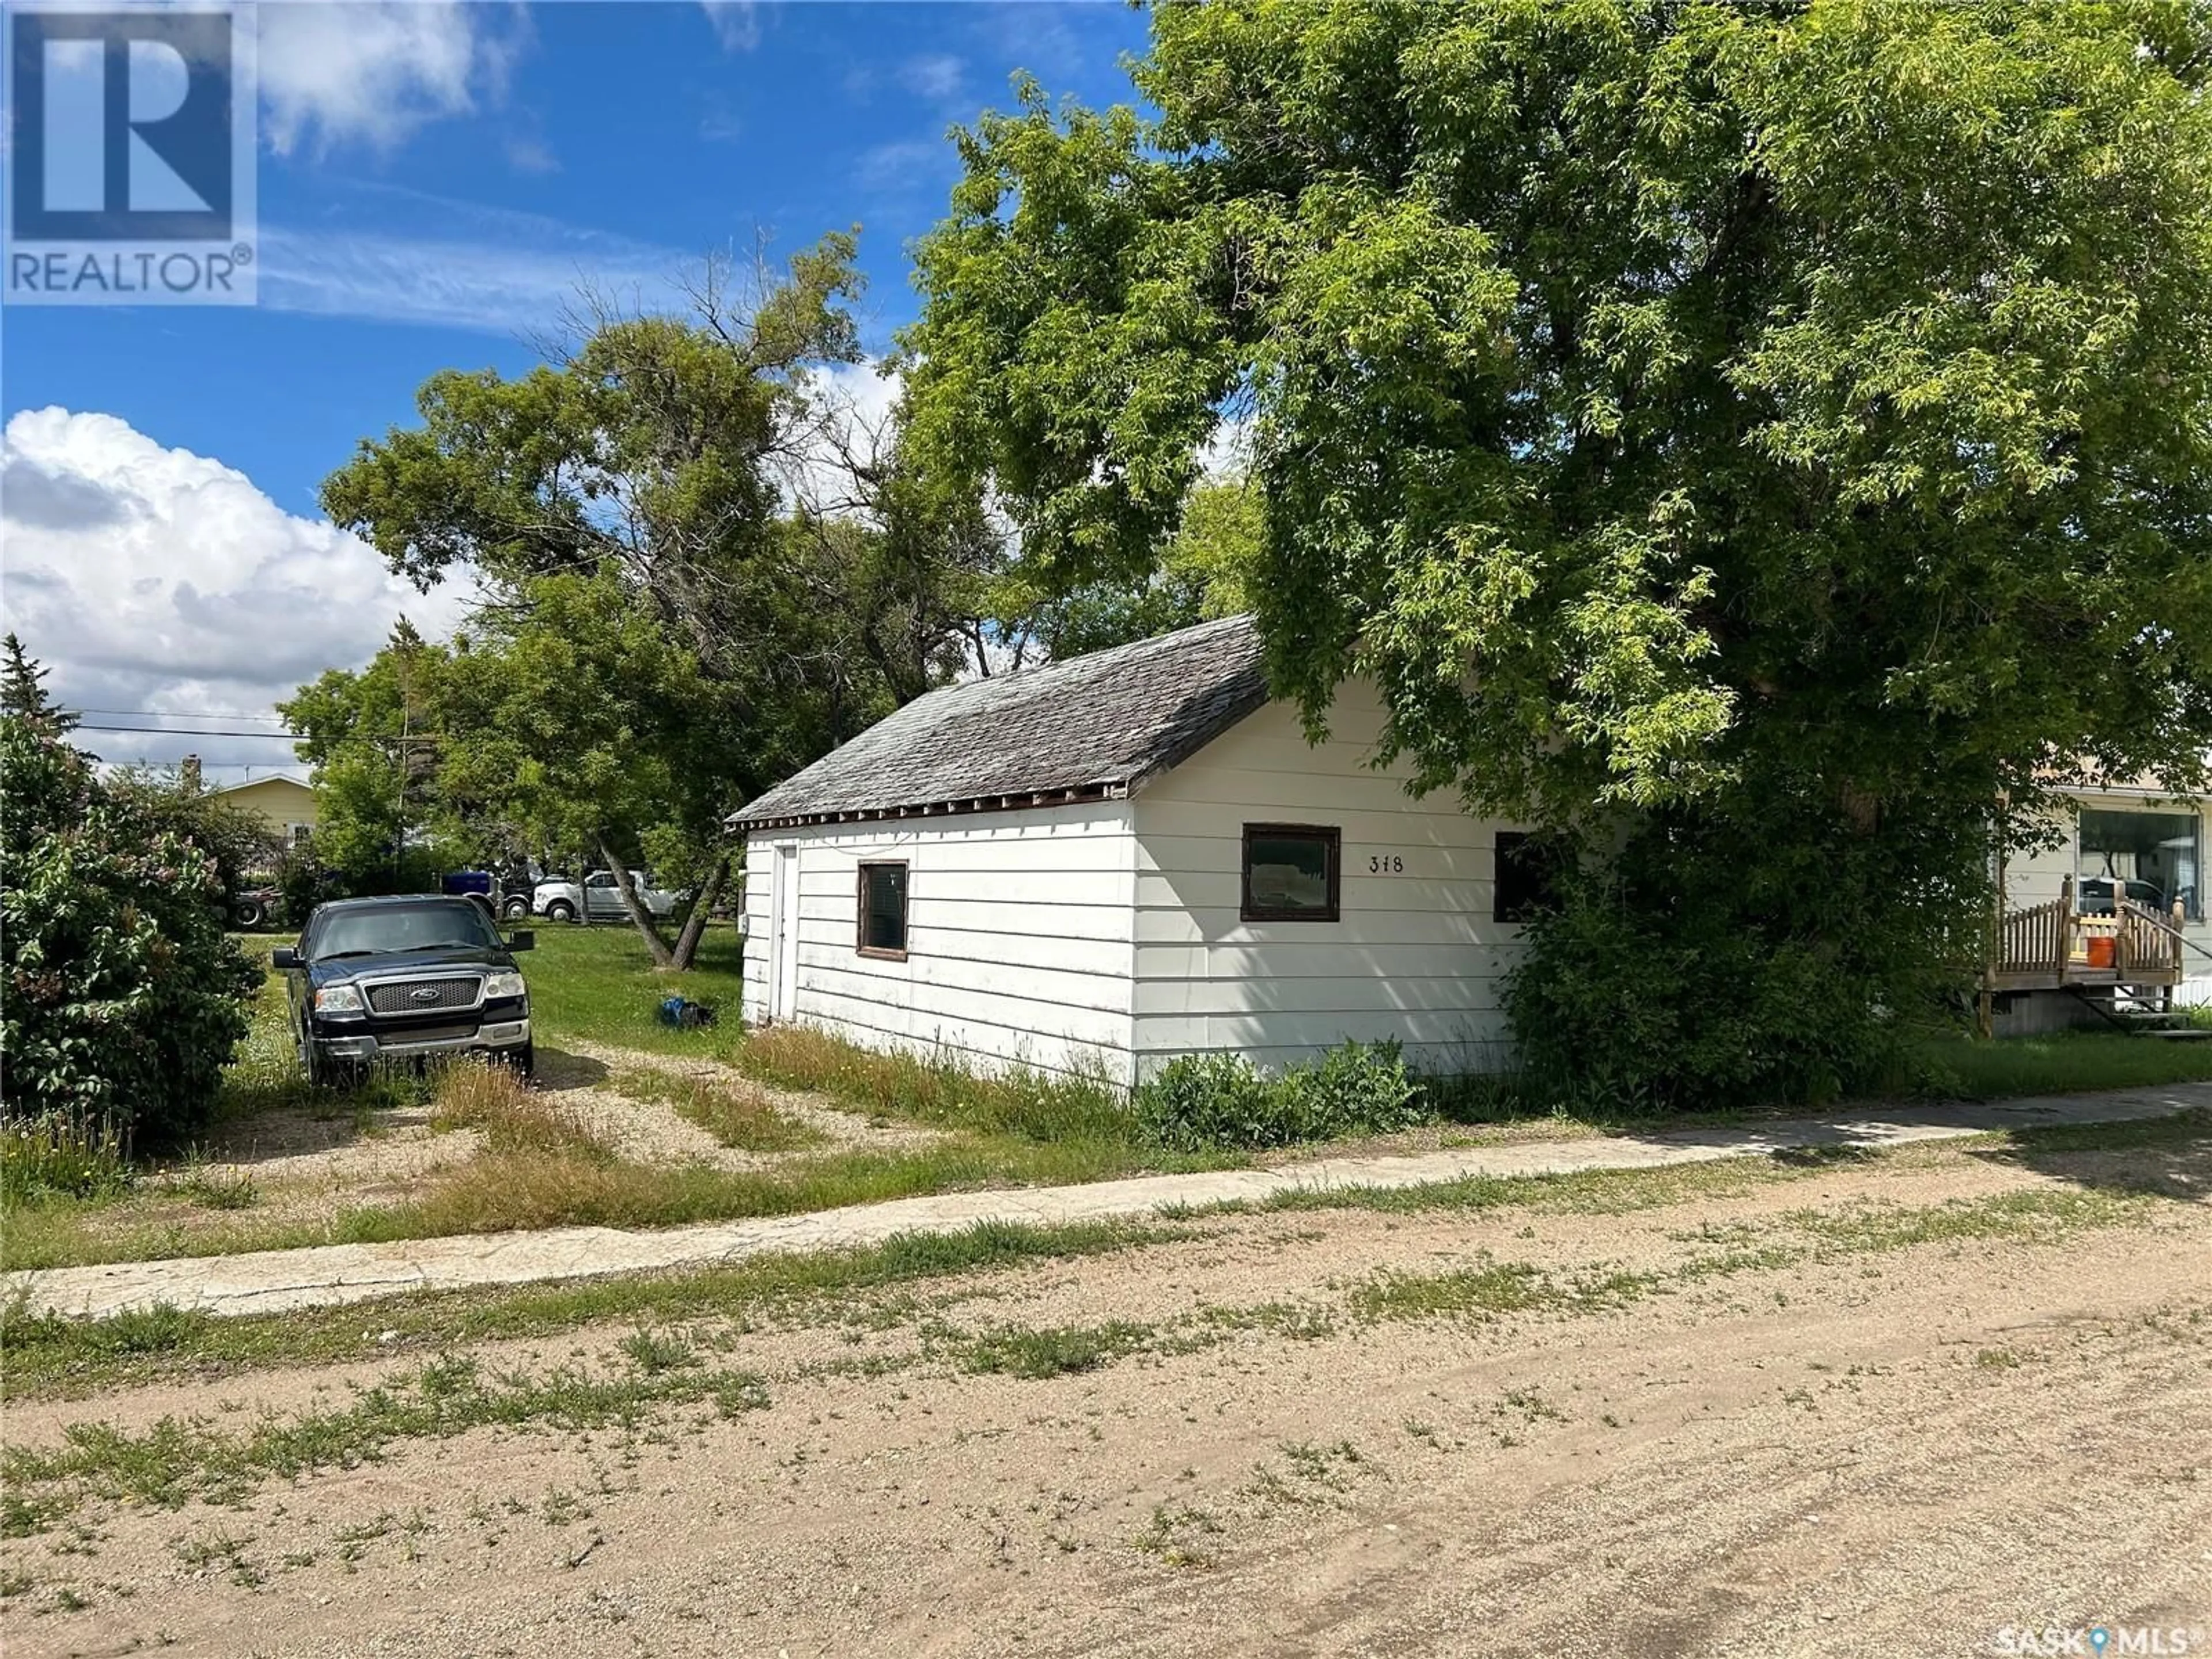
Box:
[181,754,202,794]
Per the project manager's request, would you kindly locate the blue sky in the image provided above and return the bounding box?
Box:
[0,1,1150,777]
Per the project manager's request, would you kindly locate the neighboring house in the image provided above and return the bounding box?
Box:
[209,772,318,847]
[1989,777,2211,1028]
[733,616,1538,1084]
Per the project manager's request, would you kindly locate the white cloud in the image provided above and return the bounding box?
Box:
[1198,411,1253,481]
[897,53,967,102]
[0,408,473,780]
[257,185,690,335]
[771,360,906,523]
[699,1,760,53]
[259,1,531,158]
[854,137,946,194]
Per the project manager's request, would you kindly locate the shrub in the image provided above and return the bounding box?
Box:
[1135,1041,1426,1152]
[0,719,260,1147]
[1132,1052,1281,1151]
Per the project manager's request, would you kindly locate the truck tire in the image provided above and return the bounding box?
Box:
[232,896,267,930]
[546,900,577,923]
[502,895,531,919]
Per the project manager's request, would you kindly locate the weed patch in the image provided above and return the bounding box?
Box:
[959,1321,1158,1380]
[1,1217,1190,1400]
[611,1069,826,1153]
[1,1351,772,1528]
[729,1024,1136,1143]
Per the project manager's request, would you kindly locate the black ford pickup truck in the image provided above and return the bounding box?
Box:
[271,895,535,1084]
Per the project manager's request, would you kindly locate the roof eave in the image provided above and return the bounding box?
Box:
[730,779,1132,836]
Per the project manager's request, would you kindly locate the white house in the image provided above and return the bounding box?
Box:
[733,616,1540,1084]
[1988,775,2211,1029]
[735,615,2212,1078]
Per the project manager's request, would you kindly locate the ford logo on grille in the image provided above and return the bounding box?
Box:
[410,987,442,1003]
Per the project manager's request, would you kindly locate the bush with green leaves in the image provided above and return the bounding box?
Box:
[1,719,260,1149]
[1135,1040,1425,1152]
[1501,811,1959,1112]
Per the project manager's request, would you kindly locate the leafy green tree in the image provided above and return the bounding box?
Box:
[434,569,742,968]
[1,719,258,1145]
[1003,478,1260,659]
[317,236,1002,962]
[280,618,456,898]
[903,1,2212,1104]
[0,634,78,735]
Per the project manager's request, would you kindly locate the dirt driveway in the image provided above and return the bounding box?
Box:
[4,1126,2207,1658]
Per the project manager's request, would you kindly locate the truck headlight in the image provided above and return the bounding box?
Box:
[483,971,527,1000]
[313,984,364,1013]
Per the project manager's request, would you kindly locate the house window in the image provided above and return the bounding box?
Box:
[1494,831,1559,923]
[2078,809,2199,921]
[1241,824,1340,922]
[289,824,312,847]
[857,862,909,957]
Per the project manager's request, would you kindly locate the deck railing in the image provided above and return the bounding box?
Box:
[2115,898,2186,980]
[1995,888,2074,982]
[1988,875,2190,988]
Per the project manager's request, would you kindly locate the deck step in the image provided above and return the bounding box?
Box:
[2139,1027,2212,1041]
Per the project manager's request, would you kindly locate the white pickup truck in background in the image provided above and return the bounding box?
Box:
[508,869,685,922]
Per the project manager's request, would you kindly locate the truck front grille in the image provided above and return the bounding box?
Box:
[366,976,482,1016]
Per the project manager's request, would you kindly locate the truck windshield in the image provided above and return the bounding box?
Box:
[309,902,500,960]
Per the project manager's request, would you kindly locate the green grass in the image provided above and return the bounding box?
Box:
[1912,1030,2212,1100]
[0,1348,771,1528]
[0,1127,1234,1272]
[517,922,744,1055]
[0,1215,1192,1400]
[726,1022,1138,1143]
[609,1068,827,1153]
[958,1320,1160,1379]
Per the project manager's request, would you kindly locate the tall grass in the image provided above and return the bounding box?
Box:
[0,1110,132,1203]
[729,1024,1138,1143]
[610,1069,827,1153]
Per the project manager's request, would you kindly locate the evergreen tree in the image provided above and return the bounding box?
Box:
[0,633,78,734]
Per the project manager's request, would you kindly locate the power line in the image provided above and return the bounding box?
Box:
[74,723,301,738]
[71,707,292,722]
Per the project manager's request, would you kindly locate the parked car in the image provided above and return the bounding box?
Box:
[230,884,283,930]
[525,868,683,923]
[271,894,535,1084]
[2078,876,2164,915]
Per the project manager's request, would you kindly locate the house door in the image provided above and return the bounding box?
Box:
[768,846,800,1022]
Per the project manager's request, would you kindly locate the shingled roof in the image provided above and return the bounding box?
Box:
[730,615,1270,831]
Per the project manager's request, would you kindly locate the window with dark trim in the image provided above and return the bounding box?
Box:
[1241,824,1340,922]
[857,862,909,957]
[1494,831,1559,923]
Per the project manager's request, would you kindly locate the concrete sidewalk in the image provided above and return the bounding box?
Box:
[10,1084,2206,1321]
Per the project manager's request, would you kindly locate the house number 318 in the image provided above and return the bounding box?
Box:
[1368,855,1404,874]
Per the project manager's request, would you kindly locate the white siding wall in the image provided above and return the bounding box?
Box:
[741,804,1142,1082]
[1130,681,1528,1077]
[2005,792,2212,1006]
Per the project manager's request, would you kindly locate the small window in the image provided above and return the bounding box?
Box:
[1494,831,1559,923]
[857,862,909,957]
[586,872,616,889]
[1241,824,1340,922]
[288,823,312,846]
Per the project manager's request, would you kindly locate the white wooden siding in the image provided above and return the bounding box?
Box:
[741,804,1141,1081]
[1129,680,1528,1076]
[2004,791,2212,1005]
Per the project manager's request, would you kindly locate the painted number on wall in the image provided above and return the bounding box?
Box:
[1368,854,1405,874]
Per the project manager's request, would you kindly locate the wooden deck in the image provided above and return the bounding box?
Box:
[1988,878,2187,994]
